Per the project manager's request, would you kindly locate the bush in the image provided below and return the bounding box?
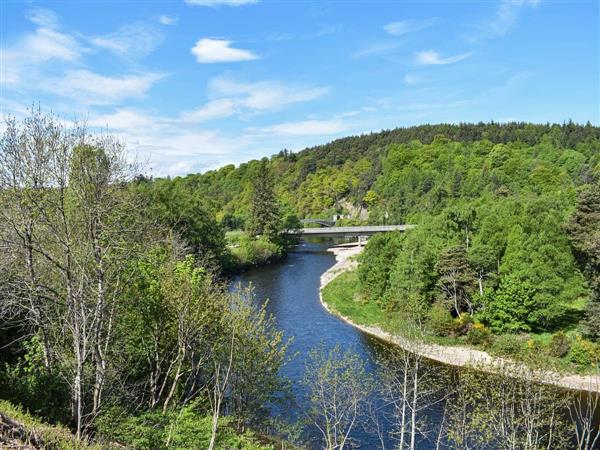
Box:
[547,331,571,358]
[490,334,525,357]
[466,322,492,346]
[0,336,69,424]
[232,235,284,267]
[427,303,455,337]
[568,337,599,367]
[453,313,474,337]
[97,405,273,450]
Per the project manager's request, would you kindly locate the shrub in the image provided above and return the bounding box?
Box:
[490,334,525,357]
[466,322,492,346]
[547,331,571,358]
[568,337,599,367]
[453,313,474,337]
[427,303,456,337]
[233,235,284,267]
[97,405,273,450]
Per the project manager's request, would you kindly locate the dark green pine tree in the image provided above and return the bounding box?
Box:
[246,160,281,240]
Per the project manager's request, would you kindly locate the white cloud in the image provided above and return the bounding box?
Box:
[383,18,439,36]
[47,70,164,105]
[88,109,161,130]
[179,77,329,123]
[208,77,328,111]
[255,119,347,136]
[468,0,539,42]
[185,0,258,6]
[191,38,258,63]
[1,10,83,86]
[180,99,238,122]
[416,50,472,65]
[158,15,177,25]
[90,22,164,57]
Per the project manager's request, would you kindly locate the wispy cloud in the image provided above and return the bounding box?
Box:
[467,0,539,42]
[185,0,258,6]
[180,99,238,122]
[179,77,329,123]
[208,77,328,111]
[252,119,347,136]
[416,50,472,65]
[1,9,83,86]
[89,108,161,130]
[89,22,164,58]
[158,15,177,26]
[47,70,164,105]
[353,41,402,58]
[191,38,258,63]
[383,18,439,36]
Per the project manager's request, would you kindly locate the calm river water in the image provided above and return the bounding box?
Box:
[234,239,445,449]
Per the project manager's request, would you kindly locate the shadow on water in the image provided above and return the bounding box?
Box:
[233,238,599,449]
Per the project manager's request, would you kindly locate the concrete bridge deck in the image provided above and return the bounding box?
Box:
[286,224,415,238]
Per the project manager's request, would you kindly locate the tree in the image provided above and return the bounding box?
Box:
[479,276,538,333]
[435,246,477,318]
[0,110,145,438]
[246,160,281,240]
[374,340,447,449]
[447,361,571,449]
[567,183,600,341]
[302,345,372,450]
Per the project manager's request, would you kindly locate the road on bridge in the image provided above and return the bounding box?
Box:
[285,224,415,238]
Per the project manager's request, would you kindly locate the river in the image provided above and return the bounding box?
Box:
[234,239,445,449]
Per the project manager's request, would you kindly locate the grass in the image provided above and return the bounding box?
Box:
[322,270,385,327]
[0,400,101,449]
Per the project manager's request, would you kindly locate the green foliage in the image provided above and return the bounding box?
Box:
[0,336,69,424]
[567,182,600,341]
[246,160,281,240]
[97,404,273,450]
[479,276,539,333]
[548,332,571,358]
[466,323,492,347]
[490,334,525,357]
[426,303,455,337]
[0,400,101,449]
[132,177,229,267]
[357,232,403,305]
[231,235,284,268]
[568,337,599,367]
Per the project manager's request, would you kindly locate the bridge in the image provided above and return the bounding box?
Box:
[286,224,415,238]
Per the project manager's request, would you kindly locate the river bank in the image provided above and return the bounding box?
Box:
[319,244,600,393]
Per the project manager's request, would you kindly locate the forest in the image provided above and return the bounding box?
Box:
[1,110,599,449]
[144,119,600,372]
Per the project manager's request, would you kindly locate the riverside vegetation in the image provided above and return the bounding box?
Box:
[1,109,599,449]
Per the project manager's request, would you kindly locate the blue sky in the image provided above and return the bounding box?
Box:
[1,0,598,176]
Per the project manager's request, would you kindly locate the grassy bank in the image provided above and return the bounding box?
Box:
[0,400,100,449]
[322,269,600,376]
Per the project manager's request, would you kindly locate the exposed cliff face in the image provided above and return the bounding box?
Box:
[336,199,369,221]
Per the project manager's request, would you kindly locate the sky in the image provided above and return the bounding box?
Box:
[1,0,599,176]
